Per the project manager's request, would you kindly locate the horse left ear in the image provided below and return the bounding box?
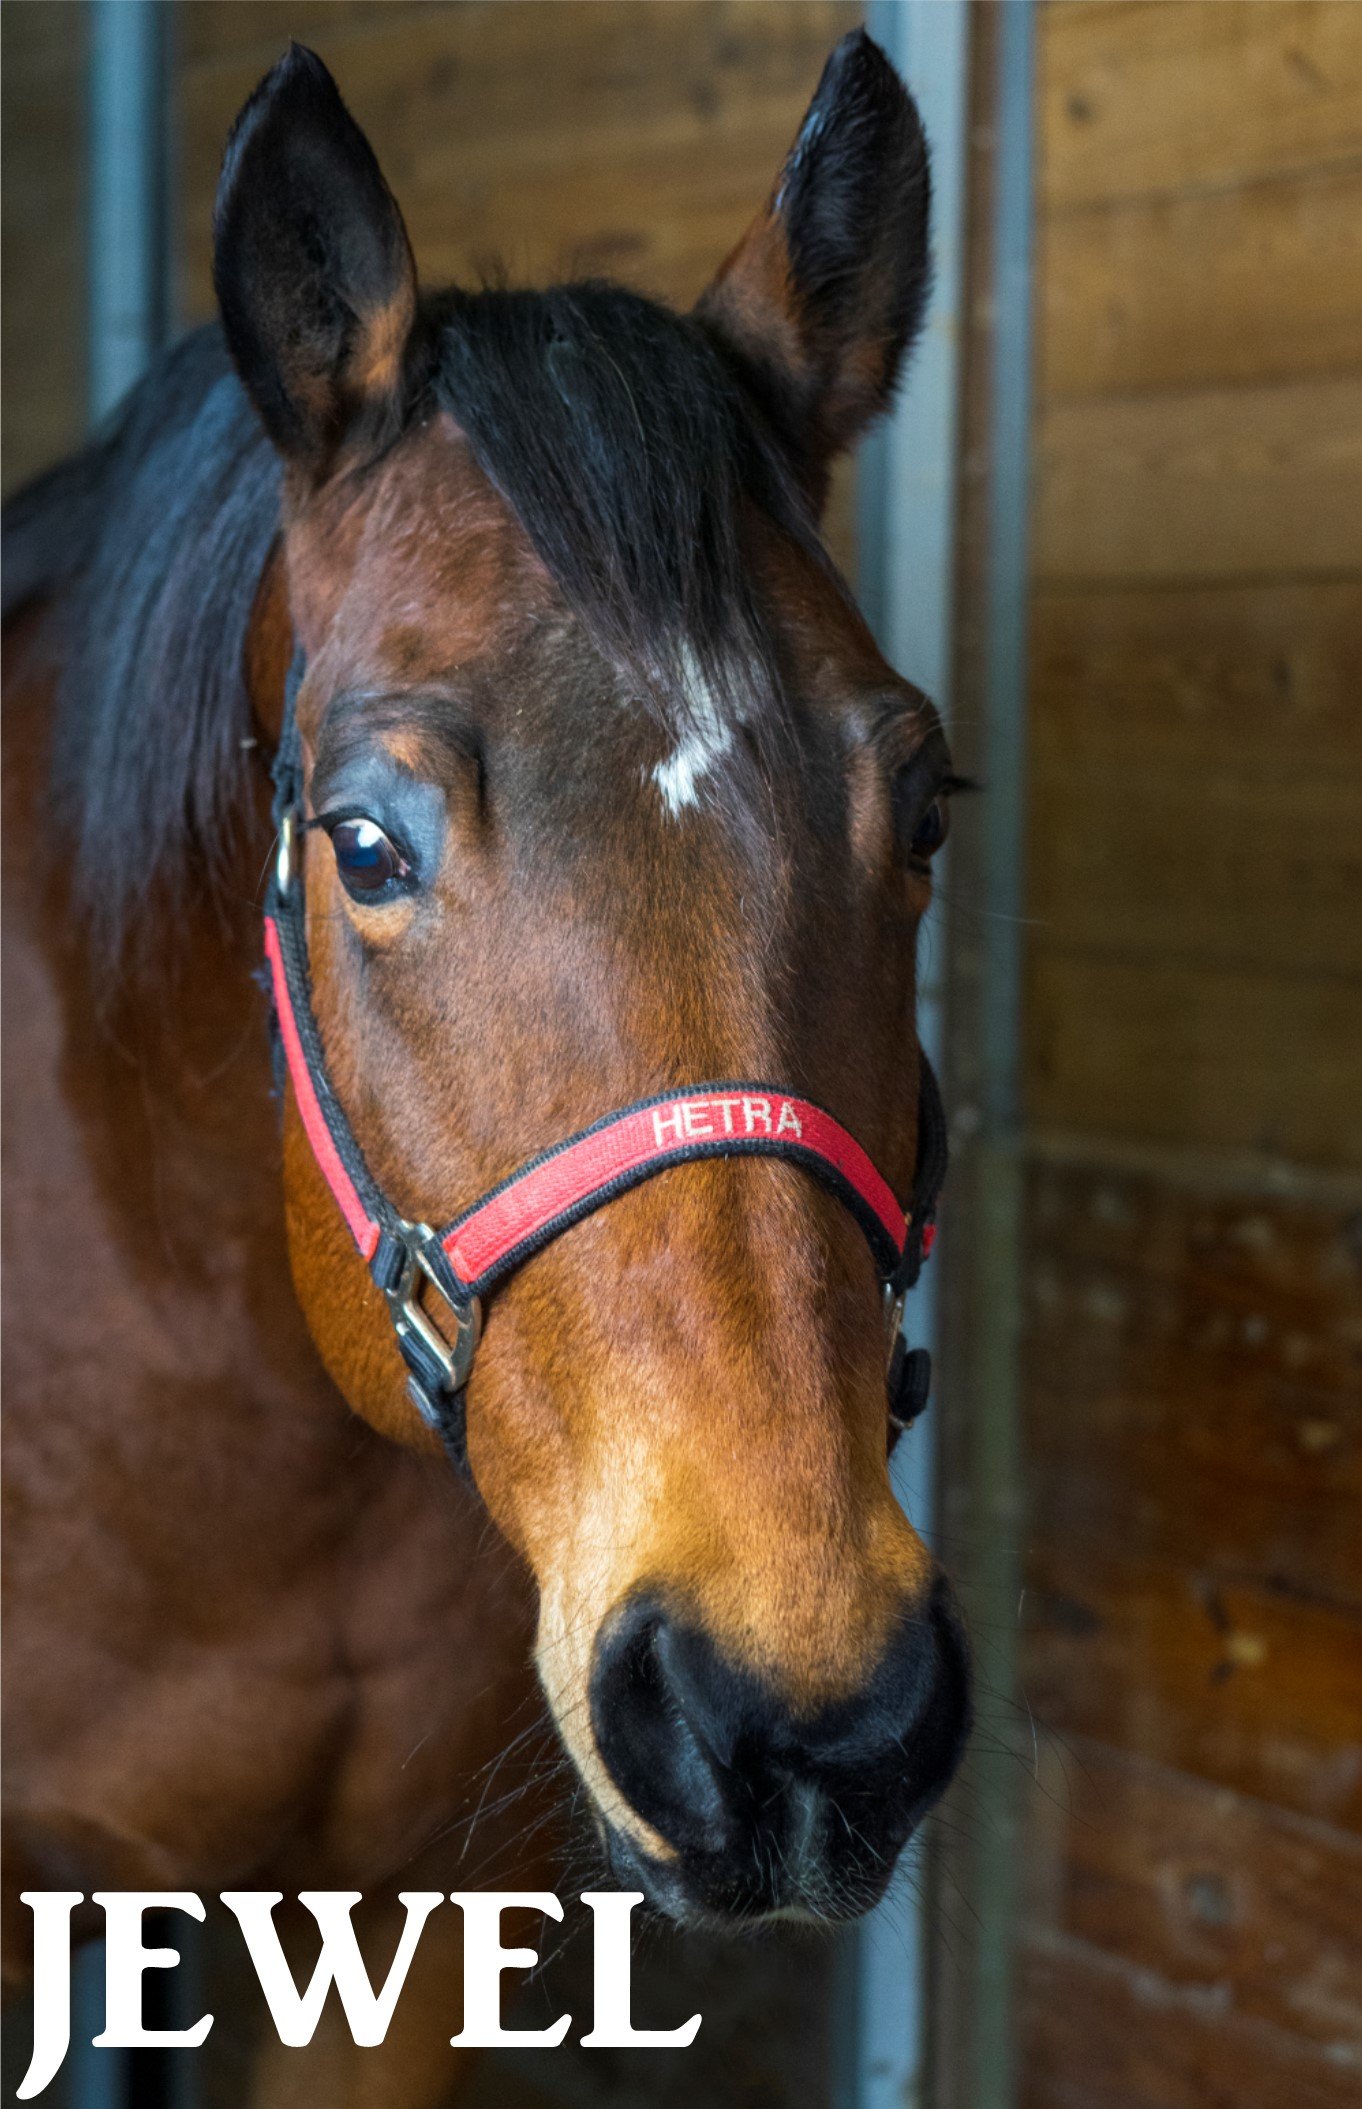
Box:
[213,43,418,474]
[695,30,931,503]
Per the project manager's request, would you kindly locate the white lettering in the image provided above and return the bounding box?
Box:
[579,1892,701,2046]
[651,1105,685,1146]
[742,1096,772,1135]
[775,1100,803,1140]
[92,1894,213,2053]
[17,1893,81,2100]
[712,1096,740,1134]
[449,1893,570,2047]
[680,1101,714,1139]
[221,1890,441,2048]
[15,1886,705,2079]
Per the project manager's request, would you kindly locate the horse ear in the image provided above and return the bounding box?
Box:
[213,44,418,473]
[695,30,931,500]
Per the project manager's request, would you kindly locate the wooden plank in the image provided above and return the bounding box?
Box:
[1028,734,1361,978]
[1030,581,1362,784]
[1024,949,1362,1169]
[0,0,87,494]
[1028,765,1360,982]
[1018,1934,1362,2109]
[1039,1,1362,213]
[1016,13,1362,2109]
[179,2,432,67]
[1028,579,1362,981]
[1021,1738,1362,2058]
[1020,1539,1362,1828]
[1038,164,1362,402]
[176,3,859,316]
[1033,375,1362,586]
[181,124,792,316]
[0,0,90,75]
[1021,1159,1362,1611]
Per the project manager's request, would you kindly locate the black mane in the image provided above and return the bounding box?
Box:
[3,328,280,973]
[2,283,818,975]
[429,282,814,706]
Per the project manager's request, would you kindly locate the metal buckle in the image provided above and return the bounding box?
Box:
[275,808,299,896]
[383,1223,482,1397]
[883,1280,906,1372]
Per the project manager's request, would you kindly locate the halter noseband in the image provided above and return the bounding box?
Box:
[263,651,946,1475]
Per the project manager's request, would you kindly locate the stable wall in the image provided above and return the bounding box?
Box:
[1014,8,1362,2104]
[0,1,89,495]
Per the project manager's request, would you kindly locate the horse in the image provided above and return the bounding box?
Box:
[2,30,970,2101]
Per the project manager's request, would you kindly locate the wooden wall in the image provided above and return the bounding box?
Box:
[1014,7,1362,2106]
[175,2,853,313]
[0,0,88,495]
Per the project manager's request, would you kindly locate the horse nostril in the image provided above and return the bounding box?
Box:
[817,1578,973,1828]
[589,1596,733,1858]
[588,1581,972,1920]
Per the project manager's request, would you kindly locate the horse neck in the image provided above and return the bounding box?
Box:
[4,590,288,1295]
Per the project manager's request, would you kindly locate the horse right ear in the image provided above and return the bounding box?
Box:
[694,31,931,507]
[213,44,418,474]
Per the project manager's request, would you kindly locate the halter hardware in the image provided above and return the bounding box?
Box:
[264,648,946,1476]
[883,1281,908,1360]
[275,806,300,896]
[372,1223,483,1425]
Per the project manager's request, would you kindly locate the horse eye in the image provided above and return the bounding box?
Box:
[329,817,408,897]
[910,798,948,862]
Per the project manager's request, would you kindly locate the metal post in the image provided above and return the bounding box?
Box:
[87,0,168,423]
[77,21,174,2102]
[834,4,971,2105]
[982,0,1035,1146]
[960,6,1036,2105]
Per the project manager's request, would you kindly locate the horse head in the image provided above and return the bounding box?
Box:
[215,34,970,1927]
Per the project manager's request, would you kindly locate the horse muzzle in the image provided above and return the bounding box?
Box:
[587,1580,971,1926]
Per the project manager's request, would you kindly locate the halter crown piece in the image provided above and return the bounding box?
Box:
[263,650,947,1478]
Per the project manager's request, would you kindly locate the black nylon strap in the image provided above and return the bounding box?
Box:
[433,1084,910,1301]
[268,877,394,1233]
[890,1048,948,1300]
[266,649,478,1456]
[269,643,307,841]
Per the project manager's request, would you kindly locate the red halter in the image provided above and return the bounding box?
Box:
[264,654,944,1470]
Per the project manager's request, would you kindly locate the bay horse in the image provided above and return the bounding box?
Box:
[3,31,970,2100]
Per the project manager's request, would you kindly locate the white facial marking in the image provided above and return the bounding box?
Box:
[650,647,735,817]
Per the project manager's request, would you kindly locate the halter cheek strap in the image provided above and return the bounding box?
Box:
[263,650,946,1473]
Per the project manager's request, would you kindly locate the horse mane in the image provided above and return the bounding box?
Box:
[2,284,821,978]
[2,327,281,975]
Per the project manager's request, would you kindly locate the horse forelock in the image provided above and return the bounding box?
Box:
[4,276,833,977]
[425,281,825,753]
